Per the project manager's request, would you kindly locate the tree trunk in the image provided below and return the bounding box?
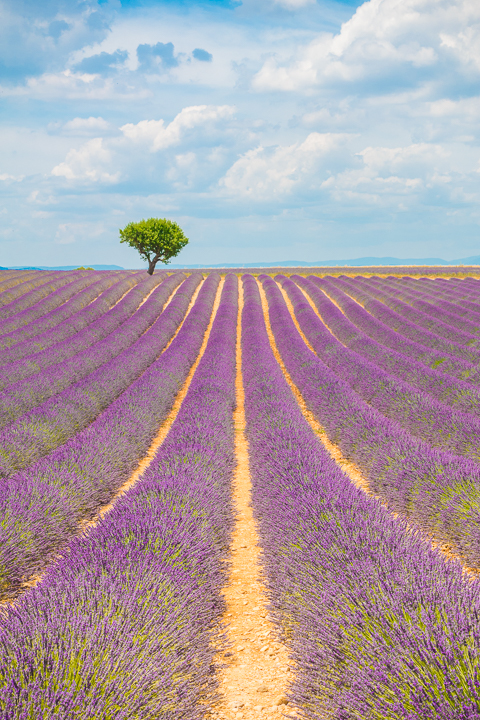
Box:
[147,259,156,275]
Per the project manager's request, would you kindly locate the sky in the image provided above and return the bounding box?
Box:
[0,0,479,268]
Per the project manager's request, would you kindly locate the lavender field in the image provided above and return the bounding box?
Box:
[2,267,480,718]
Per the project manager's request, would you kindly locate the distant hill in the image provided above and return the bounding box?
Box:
[7,265,125,271]
[168,255,480,268]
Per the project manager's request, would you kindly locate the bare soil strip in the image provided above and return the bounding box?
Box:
[263,280,479,577]
[6,277,221,605]
[210,281,295,720]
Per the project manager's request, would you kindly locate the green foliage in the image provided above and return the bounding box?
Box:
[119,218,189,274]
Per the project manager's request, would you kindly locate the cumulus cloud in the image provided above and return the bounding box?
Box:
[50,105,237,185]
[253,0,480,92]
[121,105,235,152]
[74,50,128,76]
[221,132,350,198]
[52,138,121,183]
[50,116,113,136]
[320,142,470,209]
[192,48,213,62]
[136,42,178,72]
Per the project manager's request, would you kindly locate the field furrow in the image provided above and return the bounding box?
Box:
[0,274,199,476]
[0,272,123,343]
[0,273,184,427]
[260,274,480,568]
[0,270,96,318]
[211,278,293,720]
[0,272,165,372]
[297,274,475,378]
[0,274,220,597]
[0,271,138,350]
[0,274,235,719]
[285,275,480,414]
[324,275,480,364]
[273,276,480,458]
[242,272,480,720]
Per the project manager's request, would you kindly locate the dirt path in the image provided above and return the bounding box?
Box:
[5,276,222,605]
[210,280,295,720]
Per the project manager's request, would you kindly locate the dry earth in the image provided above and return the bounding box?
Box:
[210,280,295,720]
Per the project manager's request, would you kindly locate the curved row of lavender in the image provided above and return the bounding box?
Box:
[288,276,480,415]
[0,274,220,598]
[0,271,39,293]
[0,273,184,427]
[0,269,94,320]
[368,276,480,334]
[322,275,480,366]
[0,273,198,478]
[0,272,162,372]
[414,279,480,321]
[0,270,63,309]
[275,276,480,459]
[242,273,480,720]
[375,274,480,304]
[0,273,117,343]
[0,273,235,719]
[349,275,480,346]
[300,275,475,379]
[0,271,136,349]
[412,277,480,310]
[261,275,480,568]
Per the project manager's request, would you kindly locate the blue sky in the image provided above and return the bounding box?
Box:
[0,0,479,267]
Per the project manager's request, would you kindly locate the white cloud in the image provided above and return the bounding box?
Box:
[0,172,24,182]
[50,105,237,185]
[253,0,480,91]
[120,105,235,151]
[51,138,121,183]
[320,142,464,207]
[220,132,349,198]
[50,116,113,136]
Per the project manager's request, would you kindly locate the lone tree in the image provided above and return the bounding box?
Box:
[119,218,189,275]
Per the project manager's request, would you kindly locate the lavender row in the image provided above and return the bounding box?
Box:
[0,271,135,350]
[385,276,480,326]
[392,276,480,303]
[0,276,233,720]
[353,275,480,345]
[0,272,113,342]
[242,273,480,720]
[391,276,480,323]
[0,274,220,598]
[326,274,480,361]
[365,276,480,336]
[274,276,480,460]
[298,275,475,379]
[0,272,162,372]
[288,276,480,416]
[0,274,198,478]
[0,271,39,292]
[0,274,184,428]
[323,275,480,365]
[0,271,60,308]
[262,275,480,568]
[0,269,89,316]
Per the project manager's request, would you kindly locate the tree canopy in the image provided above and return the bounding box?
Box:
[119,218,189,274]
